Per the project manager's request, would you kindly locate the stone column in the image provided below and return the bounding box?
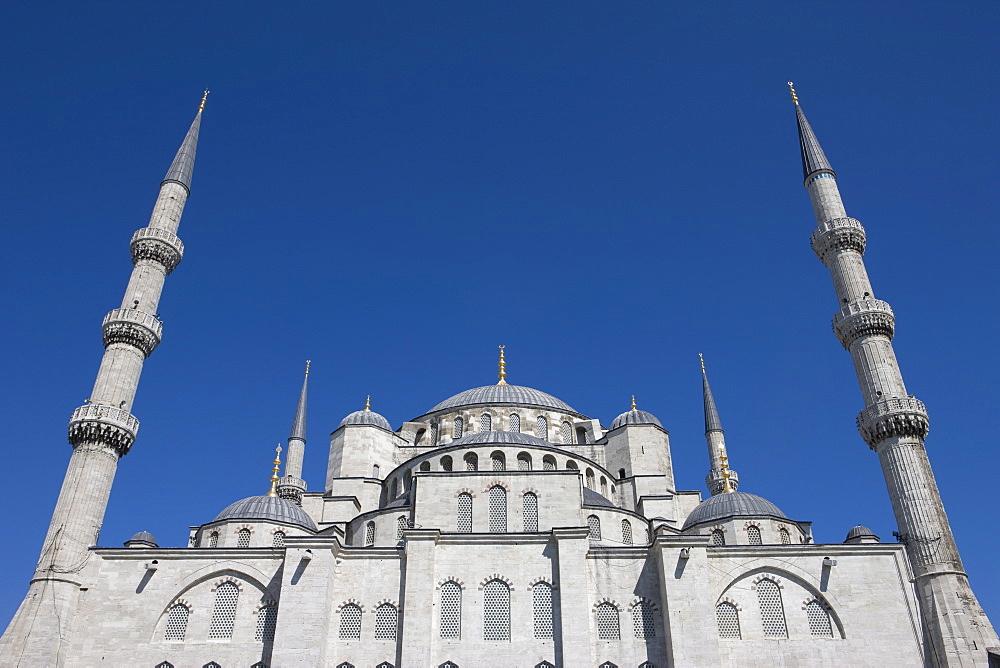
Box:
[400,529,440,667]
[551,527,591,667]
[654,535,719,666]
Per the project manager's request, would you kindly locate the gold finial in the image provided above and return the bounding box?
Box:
[497,345,508,385]
[787,81,799,104]
[699,353,706,373]
[198,89,210,112]
[267,444,282,497]
[305,359,311,375]
[631,395,637,411]
[719,454,735,493]
[365,395,371,411]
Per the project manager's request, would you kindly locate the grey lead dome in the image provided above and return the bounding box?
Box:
[339,409,392,430]
[425,384,579,415]
[610,409,663,430]
[213,495,317,531]
[450,430,550,447]
[682,491,787,530]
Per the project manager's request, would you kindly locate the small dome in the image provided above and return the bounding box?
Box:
[213,495,317,531]
[339,408,392,431]
[845,525,879,542]
[124,530,158,548]
[610,408,662,430]
[424,384,580,416]
[683,491,788,530]
[450,430,550,447]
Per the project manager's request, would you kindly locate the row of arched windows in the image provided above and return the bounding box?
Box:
[442,415,580,444]
[337,603,399,640]
[163,582,277,643]
[593,601,658,640]
[455,489,538,533]
[202,528,286,548]
[436,579,556,640]
[715,579,835,639]
[362,516,410,546]
[587,515,648,544]
[710,525,792,546]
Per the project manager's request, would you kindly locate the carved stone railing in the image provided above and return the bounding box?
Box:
[811,217,866,265]
[706,469,740,496]
[832,298,894,349]
[857,397,929,449]
[68,404,140,455]
[102,308,163,357]
[130,227,184,274]
[277,476,307,505]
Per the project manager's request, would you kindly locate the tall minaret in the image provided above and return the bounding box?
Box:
[0,93,207,665]
[790,82,997,666]
[700,354,739,495]
[278,361,310,504]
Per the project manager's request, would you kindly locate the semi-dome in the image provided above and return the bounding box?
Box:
[339,408,392,431]
[450,430,550,447]
[610,408,663,430]
[682,491,787,530]
[425,384,580,415]
[213,495,317,531]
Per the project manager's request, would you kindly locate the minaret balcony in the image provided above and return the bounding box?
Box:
[811,217,866,265]
[856,397,929,449]
[832,298,894,348]
[130,226,184,274]
[102,308,163,357]
[68,403,140,455]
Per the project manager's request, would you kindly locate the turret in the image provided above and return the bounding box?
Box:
[700,355,739,495]
[277,361,310,504]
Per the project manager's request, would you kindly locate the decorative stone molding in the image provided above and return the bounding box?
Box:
[130,226,184,274]
[811,217,866,265]
[253,597,277,613]
[102,308,163,357]
[831,299,894,349]
[68,403,139,455]
[526,576,556,590]
[592,597,622,611]
[717,596,741,611]
[454,488,476,498]
[169,597,193,613]
[520,487,541,497]
[711,525,727,532]
[750,575,783,590]
[235,524,255,534]
[743,521,761,530]
[478,573,513,589]
[374,598,399,608]
[435,577,465,590]
[211,577,244,592]
[801,596,830,610]
[630,596,659,611]
[856,397,929,448]
[336,598,365,612]
[483,481,510,492]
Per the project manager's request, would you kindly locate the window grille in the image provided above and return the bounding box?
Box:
[779,527,791,544]
[482,580,510,641]
[236,528,251,548]
[480,413,492,432]
[587,515,601,540]
[363,521,376,546]
[716,602,741,638]
[397,515,408,539]
[156,662,175,668]
[621,520,633,545]
[535,416,547,439]
[644,527,651,543]
[566,460,578,470]
[508,413,520,432]
[600,477,607,496]
[747,525,762,545]
[339,604,362,640]
[373,464,380,478]
[272,532,285,547]
[376,663,395,668]
[256,605,278,642]
[441,456,453,471]
[598,663,618,668]
[464,453,478,471]
[204,663,222,668]
[576,427,589,444]
[711,529,726,546]
[638,663,656,668]
[489,486,507,533]
[756,579,787,637]
[250,662,268,668]
[440,663,459,668]
[491,452,505,471]
[561,421,572,443]
[517,452,531,470]
[532,582,553,639]
[420,460,431,471]
[585,469,595,489]
[440,582,462,639]
[336,663,354,668]
[536,663,555,668]
[208,582,239,639]
[164,604,189,641]
[454,417,464,438]
[543,456,556,471]
[431,422,439,446]
[375,603,398,640]
[208,531,219,548]
[522,493,538,532]
[806,600,834,637]
[633,601,656,638]
[595,603,620,640]
[457,493,473,532]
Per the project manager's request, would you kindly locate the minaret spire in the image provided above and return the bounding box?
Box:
[277,360,309,505]
[794,83,998,664]
[700,354,739,495]
[0,95,205,663]
[497,345,507,385]
[267,445,283,498]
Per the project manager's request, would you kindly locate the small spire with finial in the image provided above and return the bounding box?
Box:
[305,359,311,375]
[198,89,210,112]
[787,81,799,105]
[699,352,706,372]
[497,345,508,385]
[365,395,371,411]
[267,444,282,497]
[719,454,735,494]
[631,395,637,411]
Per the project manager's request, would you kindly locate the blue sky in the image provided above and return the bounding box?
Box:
[2,2,998,630]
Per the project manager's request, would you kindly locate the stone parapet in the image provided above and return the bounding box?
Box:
[706,468,739,496]
[832,298,894,349]
[130,226,184,274]
[857,397,929,448]
[277,476,307,505]
[67,404,139,455]
[102,308,163,357]
[811,217,866,265]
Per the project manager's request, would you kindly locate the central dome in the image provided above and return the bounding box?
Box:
[425,384,580,415]
[682,491,787,530]
[213,495,317,531]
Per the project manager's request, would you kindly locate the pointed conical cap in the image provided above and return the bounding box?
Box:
[795,102,835,183]
[289,361,309,442]
[161,109,202,193]
[700,356,723,433]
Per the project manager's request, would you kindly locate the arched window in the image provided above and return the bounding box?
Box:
[522,493,538,532]
[621,520,633,545]
[517,452,531,470]
[508,413,520,432]
[208,582,240,639]
[375,603,398,640]
[453,416,464,438]
[587,515,602,540]
[414,428,425,446]
[618,468,626,480]
[711,529,726,546]
[633,601,656,638]
[595,603,620,640]
[236,528,251,548]
[483,580,510,641]
[390,478,399,499]
[532,582,554,639]
[373,464,381,478]
[204,663,222,668]
[576,427,589,444]
[716,602,741,639]
[164,603,189,641]
[457,493,473,532]
[339,604,362,639]
[566,460,578,470]
[757,579,787,638]
[489,486,507,533]
[365,521,376,547]
[440,582,462,639]
[464,452,478,471]
[491,451,505,471]
[441,455,453,471]
[431,422,439,446]
[585,469,595,489]
[397,515,408,539]
[600,477,607,496]
[208,531,219,548]
[747,525,762,545]
[779,527,791,544]
[535,416,548,439]
[480,413,492,432]
[272,531,285,547]
[255,605,278,642]
[420,461,431,472]
[560,421,572,444]
[806,600,834,637]
[542,455,556,471]
[156,662,175,668]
